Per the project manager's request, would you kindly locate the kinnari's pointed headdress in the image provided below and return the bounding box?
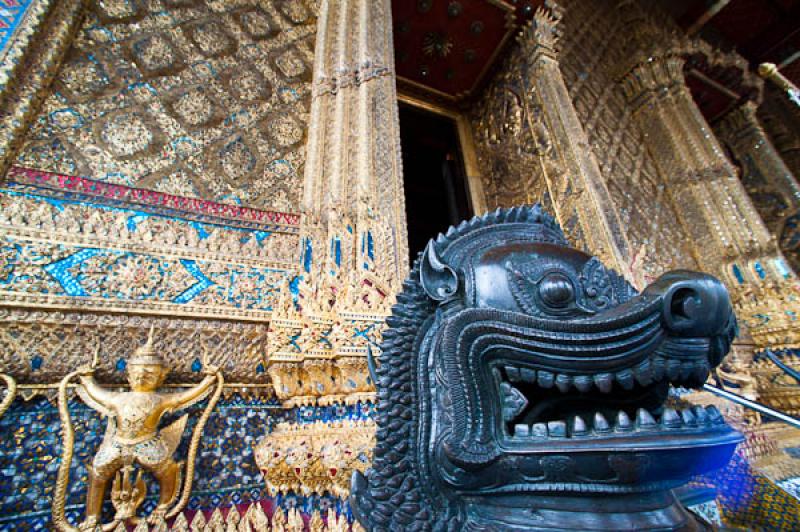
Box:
[129,326,164,365]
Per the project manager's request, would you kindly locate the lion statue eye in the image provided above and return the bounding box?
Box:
[538,273,574,308]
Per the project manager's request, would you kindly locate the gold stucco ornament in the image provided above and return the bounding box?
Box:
[51,327,224,531]
[0,373,16,420]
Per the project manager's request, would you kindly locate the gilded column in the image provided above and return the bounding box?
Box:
[514,4,632,274]
[620,53,787,288]
[621,57,712,267]
[716,102,800,262]
[260,0,400,478]
[302,0,407,283]
[758,84,800,191]
[265,0,404,409]
[712,101,800,351]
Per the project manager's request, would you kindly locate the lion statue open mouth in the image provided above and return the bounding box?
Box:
[351,205,740,531]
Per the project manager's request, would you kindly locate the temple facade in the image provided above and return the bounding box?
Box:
[0,0,799,529]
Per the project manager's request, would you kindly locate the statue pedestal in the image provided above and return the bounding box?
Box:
[463,491,706,531]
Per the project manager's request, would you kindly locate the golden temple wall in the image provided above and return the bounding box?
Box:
[0,0,403,526]
[0,0,319,385]
[0,0,385,527]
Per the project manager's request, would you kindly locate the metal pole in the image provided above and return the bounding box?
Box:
[764,349,800,384]
[702,383,800,429]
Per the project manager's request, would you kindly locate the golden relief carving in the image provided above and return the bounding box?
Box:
[254,420,375,498]
[749,355,800,418]
[52,328,224,531]
[266,284,385,406]
[472,78,547,211]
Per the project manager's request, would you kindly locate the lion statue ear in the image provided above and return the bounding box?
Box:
[420,241,459,302]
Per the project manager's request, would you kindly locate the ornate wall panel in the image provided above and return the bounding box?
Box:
[470,54,552,213]
[14,0,316,212]
[0,0,413,525]
[0,394,276,525]
[557,0,698,281]
[0,164,303,386]
[0,0,58,93]
[0,393,367,529]
[0,311,272,384]
[470,4,633,280]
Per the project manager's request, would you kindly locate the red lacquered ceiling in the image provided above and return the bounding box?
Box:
[392,0,540,101]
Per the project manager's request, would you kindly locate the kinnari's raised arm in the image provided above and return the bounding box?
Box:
[163,372,217,411]
[78,373,118,410]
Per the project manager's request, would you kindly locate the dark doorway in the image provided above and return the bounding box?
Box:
[399,103,473,265]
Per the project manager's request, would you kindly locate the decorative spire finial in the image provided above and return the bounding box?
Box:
[129,325,164,366]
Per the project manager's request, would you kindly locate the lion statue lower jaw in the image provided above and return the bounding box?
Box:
[351,205,740,531]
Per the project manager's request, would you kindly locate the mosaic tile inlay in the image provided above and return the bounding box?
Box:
[0,394,279,530]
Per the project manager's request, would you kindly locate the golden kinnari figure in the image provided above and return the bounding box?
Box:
[52,328,224,531]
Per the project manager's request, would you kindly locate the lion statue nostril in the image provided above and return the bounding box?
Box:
[539,273,574,308]
[670,287,701,321]
[656,273,732,337]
